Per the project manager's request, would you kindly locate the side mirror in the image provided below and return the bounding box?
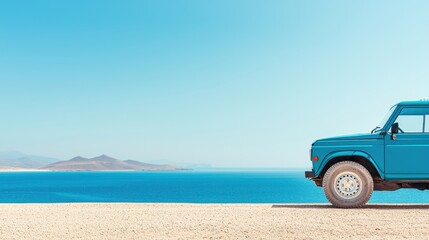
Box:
[391,122,399,134]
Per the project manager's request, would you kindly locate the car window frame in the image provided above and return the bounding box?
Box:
[391,107,429,135]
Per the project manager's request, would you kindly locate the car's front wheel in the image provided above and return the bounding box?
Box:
[322,161,373,208]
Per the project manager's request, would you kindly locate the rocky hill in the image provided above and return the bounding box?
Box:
[0,151,59,168]
[41,155,188,171]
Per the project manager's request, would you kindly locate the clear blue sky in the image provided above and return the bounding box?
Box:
[0,1,428,168]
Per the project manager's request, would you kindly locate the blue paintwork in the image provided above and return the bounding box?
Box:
[312,134,385,177]
[310,100,429,180]
[316,133,381,141]
[385,133,429,178]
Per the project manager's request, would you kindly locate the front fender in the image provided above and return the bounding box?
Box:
[314,150,384,178]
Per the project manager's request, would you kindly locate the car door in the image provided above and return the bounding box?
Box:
[385,107,429,179]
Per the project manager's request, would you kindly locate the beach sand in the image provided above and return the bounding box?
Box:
[0,203,427,240]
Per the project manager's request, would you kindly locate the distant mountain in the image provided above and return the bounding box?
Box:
[0,151,59,168]
[0,151,26,159]
[42,155,188,171]
[150,159,212,169]
[123,160,184,171]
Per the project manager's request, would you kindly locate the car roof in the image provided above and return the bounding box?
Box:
[397,100,429,106]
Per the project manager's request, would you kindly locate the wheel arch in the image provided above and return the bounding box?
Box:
[318,151,383,180]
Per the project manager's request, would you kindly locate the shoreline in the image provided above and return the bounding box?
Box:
[0,169,190,172]
[0,169,51,172]
[0,203,427,239]
[2,202,429,206]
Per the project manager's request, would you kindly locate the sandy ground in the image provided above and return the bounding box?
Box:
[0,204,428,240]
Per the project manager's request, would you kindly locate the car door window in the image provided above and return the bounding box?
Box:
[393,107,429,134]
[395,115,423,133]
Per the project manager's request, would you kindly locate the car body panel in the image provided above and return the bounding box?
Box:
[312,136,385,178]
[308,100,429,182]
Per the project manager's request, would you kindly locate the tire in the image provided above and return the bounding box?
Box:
[322,161,373,208]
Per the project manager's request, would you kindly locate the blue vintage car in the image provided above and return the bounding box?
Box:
[306,100,429,208]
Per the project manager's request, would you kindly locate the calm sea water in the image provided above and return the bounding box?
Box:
[0,170,428,203]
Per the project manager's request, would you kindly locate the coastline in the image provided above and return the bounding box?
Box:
[0,169,190,172]
[0,203,426,239]
[0,168,51,172]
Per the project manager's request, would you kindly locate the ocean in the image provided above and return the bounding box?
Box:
[0,170,428,203]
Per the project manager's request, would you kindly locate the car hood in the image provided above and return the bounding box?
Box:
[315,133,380,143]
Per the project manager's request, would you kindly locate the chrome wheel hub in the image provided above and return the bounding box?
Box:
[334,172,362,199]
